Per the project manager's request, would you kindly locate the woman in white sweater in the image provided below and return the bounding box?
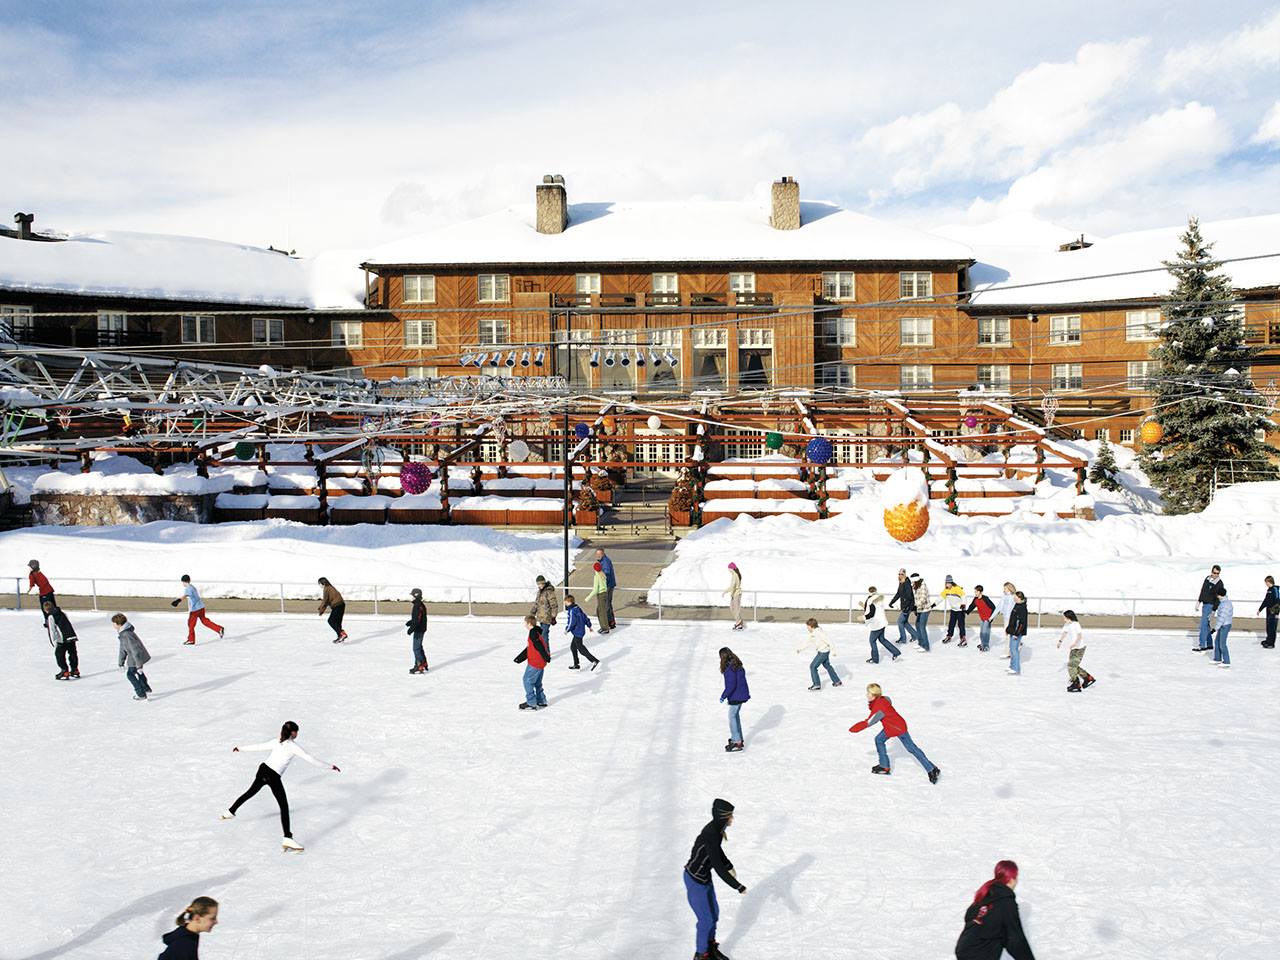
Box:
[864,587,902,664]
[723,562,745,631]
[221,720,340,851]
[797,618,842,690]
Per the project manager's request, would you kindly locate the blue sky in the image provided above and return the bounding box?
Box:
[1,0,1278,253]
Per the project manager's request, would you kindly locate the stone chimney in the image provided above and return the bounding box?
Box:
[535,174,568,235]
[14,212,34,240]
[769,177,800,230]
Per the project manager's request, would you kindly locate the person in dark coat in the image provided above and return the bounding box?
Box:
[1005,592,1029,675]
[156,896,218,959]
[406,587,429,673]
[1258,575,1278,649]
[683,798,746,960]
[887,567,918,644]
[515,616,551,710]
[955,860,1035,960]
[1195,565,1226,651]
[719,647,750,752]
[44,600,80,680]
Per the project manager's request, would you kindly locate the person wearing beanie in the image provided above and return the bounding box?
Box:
[594,547,617,630]
[887,567,918,645]
[941,575,967,645]
[585,562,611,635]
[27,559,56,626]
[44,600,80,680]
[406,588,429,674]
[723,562,744,631]
[684,798,747,960]
[170,574,225,645]
[530,574,560,653]
[850,683,941,783]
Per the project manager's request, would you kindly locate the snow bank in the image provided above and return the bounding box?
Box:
[880,467,929,508]
[329,495,393,511]
[34,471,234,495]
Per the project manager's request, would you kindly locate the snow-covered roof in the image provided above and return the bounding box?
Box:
[948,214,1280,307]
[0,229,366,310]
[366,201,974,267]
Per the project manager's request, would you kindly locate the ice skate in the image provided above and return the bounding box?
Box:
[808,683,821,690]
[1081,673,1097,689]
[220,810,235,820]
[184,639,196,645]
[568,664,581,670]
[709,938,732,960]
[871,765,891,775]
[833,680,843,686]
[217,626,226,638]
[54,670,69,680]
[928,766,941,784]
[725,741,743,752]
[281,837,304,852]
[132,694,148,701]
[518,702,538,710]
[590,661,599,671]
[1067,679,1082,693]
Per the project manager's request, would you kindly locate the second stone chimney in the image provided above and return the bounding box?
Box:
[535,174,568,235]
[769,177,800,230]
[14,212,34,240]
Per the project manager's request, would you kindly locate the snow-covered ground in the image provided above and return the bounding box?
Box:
[1,610,1275,960]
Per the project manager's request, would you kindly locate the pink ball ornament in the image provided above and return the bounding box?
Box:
[400,461,433,495]
[963,415,978,429]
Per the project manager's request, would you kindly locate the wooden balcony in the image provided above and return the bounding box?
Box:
[645,292,682,308]
[599,293,637,308]
[690,292,725,306]
[734,292,774,307]
[553,293,592,307]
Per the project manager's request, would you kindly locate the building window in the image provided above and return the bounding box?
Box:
[331,320,364,348]
[822,271,855,300]
[899,271,932,300]
[978,317,1011,346]
[646,329,682,392]
[652,273,678,294]
[97,311,128,346]
[575,273,601,295]
[405,365,437,379]
[252,318,284,343]
[737,329,774,390]
[477,274,510,303]
[403,275,436,304]
[181,314,216,344]
[900,364,933,391]
[693,328,729,389]
[1093,429,1111,441]
[976,364,1010,391]
[1049,314,1082,345]
[1051,363,1083,390]
[599,329,637,390]
[1,304,34,337]
[1125,308,1160,341]
[728,272,756,294]
[478,319,510,345]
[1127,360,1155,390]
[404,319,437,348]
[1119,428,1135,444]
[899,317,933,346]
[820,363,856,387]
[825,316,856,347]
[552,328,592,388]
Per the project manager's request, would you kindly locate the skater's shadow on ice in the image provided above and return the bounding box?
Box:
[421,643,503,676]
[378,932,456,959]
[148,671,255,701]
[722,852,815,950]
[307,766,409,845]
[15,869,246,960]
[554,646,632,705]
[748,704,786,745]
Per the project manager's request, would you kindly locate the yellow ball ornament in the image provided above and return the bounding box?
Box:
[1139,420,1164,445]
[883,502,930,543]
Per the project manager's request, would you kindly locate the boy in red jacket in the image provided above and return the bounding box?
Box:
[515,615,551,710]
[850,683,941,784]
[966,585,997,652]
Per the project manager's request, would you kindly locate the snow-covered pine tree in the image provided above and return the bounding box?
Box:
[1088,434,1121,492]
[1140,217,1278,513]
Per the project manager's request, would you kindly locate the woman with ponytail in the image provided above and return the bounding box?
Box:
[954,860,1035,959]
[156,896,218,959]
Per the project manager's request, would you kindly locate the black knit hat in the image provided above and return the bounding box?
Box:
[712,798,735,820]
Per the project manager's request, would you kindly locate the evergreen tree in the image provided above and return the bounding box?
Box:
[1140,218,1278,513]
[1088,434,1121,492]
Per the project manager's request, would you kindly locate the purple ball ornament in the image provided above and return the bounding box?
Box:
[805,436,833,465]
[400,461,433,495]
[574,423,591,440]
[963,415,978,429]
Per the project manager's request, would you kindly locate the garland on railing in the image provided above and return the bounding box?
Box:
[1074,466,1086,495]
[1035,446,1046,484]
[945,466,959,515]
[815,463,830,519]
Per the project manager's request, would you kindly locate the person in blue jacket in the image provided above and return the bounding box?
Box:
[1258,575,1278,649]
[563,594,599,670]
[594,547,617,630]
[719,647,750,753]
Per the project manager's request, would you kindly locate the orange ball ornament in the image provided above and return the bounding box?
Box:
[603,415,618,432]
[883,502,930,543]
[1139,420,1164,445]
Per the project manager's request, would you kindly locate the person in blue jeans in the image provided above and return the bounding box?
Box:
[887,568,918,644]
[1006,591,1028,675]
[719,647,750,752]
[911,573,933,652]
[683,797,746,960]
[797,618,841,690]
[1195,565,1225,651]
[965,585,996,652]
[514,616,551,710]
[1213,592,1234,668]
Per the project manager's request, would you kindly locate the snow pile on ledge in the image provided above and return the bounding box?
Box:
[34,472,234,495]
[880,467,929,508]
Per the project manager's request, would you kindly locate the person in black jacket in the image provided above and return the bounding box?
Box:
[1258,575,1278,649]
[43,600,80,680]
[887,568,918,644]
[955,860,1034,960]
[406,587,429,674]
[156,896,218,959]
[1195,565,1226,652]
[1005,592,1028,676]
[684,798,746,960]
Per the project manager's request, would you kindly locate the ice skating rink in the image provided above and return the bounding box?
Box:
[3,610,1277,960]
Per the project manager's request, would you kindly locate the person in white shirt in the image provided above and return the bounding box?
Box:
[221,721,340,850]
[1056,610,1095,693]
[170,574,224,645]
[862,588,902,665]
[797,617,842,690]
[996,582,1017,659]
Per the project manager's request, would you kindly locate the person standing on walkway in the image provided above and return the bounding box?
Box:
[170,575,224,645]
[113,613,153,700]
[406,588,428,674]
[954,860,1035,960]
[317,577,347,643]
[1056,610,1095,692]
[44,600,80,680]
[911,573,934,652]
[849,682,940,783]
[996,582,1017,659]
[27,559,56,626]
[1213,590,1234,668]
[719,647,750,752]
[887,568,918,644]
[156,897,219,960]
[1006,591,1029,675]
[563,594,599,670]
[1257,575,1277,649]
[683,797,746,960]
[585,563,611,635]
[530,575,560,652]
[1195,564,1226,652]
[966,586,997,652]
[863,588,902,665]
[797,617,841,689]
[515,615,551,709]
[594,547,617,630]
[942,575,967,645]
[222,720,340,852]
[723,562,745,631]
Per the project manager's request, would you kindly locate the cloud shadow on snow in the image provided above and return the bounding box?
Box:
[377,931,457,959]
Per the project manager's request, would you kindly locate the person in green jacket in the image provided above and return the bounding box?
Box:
[586,562,611,634]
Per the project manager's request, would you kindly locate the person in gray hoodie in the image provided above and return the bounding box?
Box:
[112,613,153,700]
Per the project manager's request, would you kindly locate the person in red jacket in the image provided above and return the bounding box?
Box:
[27,559,55,626]
[850,682,941,783]
[515,615,551,710]
[965,584,997,652]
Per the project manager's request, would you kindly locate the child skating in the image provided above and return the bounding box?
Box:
[797,617,841,689]
[222,720,340,852]
[719,647,750,752]
[171,574,224,645]
[966,585,996,652]
[156,897,219,959]
[941,575,967,645]
[563,594,599,670]
[27,559,55,626]
[317,577,347,643]
[406,587,428,673]
[113,613,153,700]
[849,682,941,783]
[44,600,80,680]
[515,615,551,709]
[862,588,901,664]
[1056,609,1095,692]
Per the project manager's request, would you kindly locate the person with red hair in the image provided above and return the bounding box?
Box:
[954,860,1036,959]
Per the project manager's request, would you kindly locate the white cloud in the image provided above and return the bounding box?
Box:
[1254,101,1280,145]
[1159,8,1280,90]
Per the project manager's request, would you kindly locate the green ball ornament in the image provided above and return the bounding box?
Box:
[765,432,784,450]
[234,441,256,461]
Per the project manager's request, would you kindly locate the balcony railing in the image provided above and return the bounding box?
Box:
[16,324,165,349]
[553,293,592,308]
[734,292,774,307]
[599,293,637,307]
[690,292,725,306]
[645,292,681,308]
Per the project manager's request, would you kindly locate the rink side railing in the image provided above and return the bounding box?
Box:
[3,576,1258,630]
